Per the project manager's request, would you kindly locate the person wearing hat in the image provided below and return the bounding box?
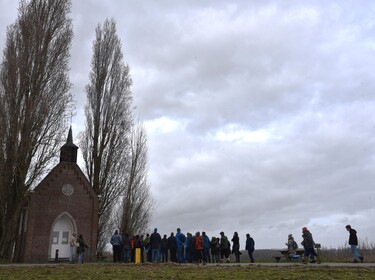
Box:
[150,228,162,262]
[301,227,319,263]
[286,234,298,259]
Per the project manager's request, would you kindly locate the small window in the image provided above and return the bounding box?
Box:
[52,231,59,244]
[61,231,69,245]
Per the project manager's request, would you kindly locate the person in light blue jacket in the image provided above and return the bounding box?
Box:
[110,230,122,262]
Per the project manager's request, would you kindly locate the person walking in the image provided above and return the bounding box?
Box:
[110,230,122,262]
[69,232,78,264]
[346,225,364,263]
[245,233,255,263]
[76,234,89,264]
[301,227,319,264]
[231,232,241,263]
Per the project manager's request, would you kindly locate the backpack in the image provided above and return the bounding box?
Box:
[179,234,186,243]
[292,240,298,250]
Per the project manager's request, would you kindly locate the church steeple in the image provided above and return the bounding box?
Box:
[60,126,78,163]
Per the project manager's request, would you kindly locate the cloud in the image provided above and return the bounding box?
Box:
[1,0,375,249]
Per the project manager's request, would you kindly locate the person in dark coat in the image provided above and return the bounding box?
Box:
[219,232,230,263]
[185,232,195,263]
[210,237,220,263]
[150,228,162,262]
[167,232,177,262]
[231,232,241,263]
[133,234,143,263]
[161,234,168,262]
[122,233,131,263]
[301,227,318,263]
[77,234,89,264]
[346,225,364,263]
[245,233,255,263]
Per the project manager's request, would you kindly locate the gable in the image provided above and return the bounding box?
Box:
[33,162,96,198]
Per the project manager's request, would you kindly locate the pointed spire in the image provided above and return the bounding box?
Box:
[67,126,73,144]
[60,127,78,163]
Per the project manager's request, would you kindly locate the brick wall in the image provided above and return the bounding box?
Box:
[22,162,98,263]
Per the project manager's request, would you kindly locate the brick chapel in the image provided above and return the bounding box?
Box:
[14,128,99,263]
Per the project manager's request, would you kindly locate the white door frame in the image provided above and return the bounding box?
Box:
[49,212,77,260]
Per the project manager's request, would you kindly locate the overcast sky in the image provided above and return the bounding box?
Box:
[1,0,375,250]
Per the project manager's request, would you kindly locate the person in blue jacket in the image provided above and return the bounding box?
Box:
[202,231,211,263]
[176,228,186,263]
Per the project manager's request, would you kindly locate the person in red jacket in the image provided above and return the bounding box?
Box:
[195,231,204,263]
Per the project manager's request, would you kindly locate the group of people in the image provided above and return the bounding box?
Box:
[285,225,364,264]
[110,228,256,264]
[285,227,321,263]
[68,224,363,264]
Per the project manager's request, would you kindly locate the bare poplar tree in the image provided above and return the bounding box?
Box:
[118,122,154,236]
[80,18,133,251]
[0,0,73,260]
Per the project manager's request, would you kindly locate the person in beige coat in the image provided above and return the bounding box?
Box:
[69,232,78,264]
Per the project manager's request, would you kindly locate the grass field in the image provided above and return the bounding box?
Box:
[1,263,375,280]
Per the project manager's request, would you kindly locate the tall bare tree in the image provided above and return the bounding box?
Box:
[0,0,73,260]
[80,18,133,251]
[118,122,154,236]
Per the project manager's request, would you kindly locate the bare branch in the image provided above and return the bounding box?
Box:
[0,0,73,260]
[80,18,133,251]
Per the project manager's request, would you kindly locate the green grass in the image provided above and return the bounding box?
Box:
[0,263,374,279]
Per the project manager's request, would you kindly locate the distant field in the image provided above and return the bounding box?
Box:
[1,263,375,280]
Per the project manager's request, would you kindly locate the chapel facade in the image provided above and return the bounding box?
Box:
[14,128,98,263]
